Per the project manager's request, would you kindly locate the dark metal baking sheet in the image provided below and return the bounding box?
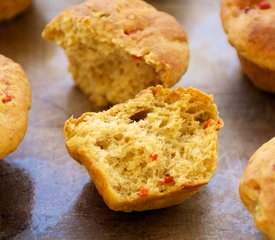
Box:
[1,0,274,239]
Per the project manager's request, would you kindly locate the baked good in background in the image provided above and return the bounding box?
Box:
[64,85,223,212]
[0,55,31,159]
[0,0,32,21]
[42,0,189,106]
[239,137,275,240]
[221,0,275,93]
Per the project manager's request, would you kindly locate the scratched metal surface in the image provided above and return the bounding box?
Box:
[0,0,274,239]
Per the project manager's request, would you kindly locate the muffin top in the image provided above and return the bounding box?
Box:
[0,55,31,159]
[221,0,275,70]
[239,137,275,240]
[43,0,189,88]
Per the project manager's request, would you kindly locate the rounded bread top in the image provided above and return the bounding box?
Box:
[239,137,275,239]
[221,0,275,70]
[43,0,189,87]
[0,55,31,159]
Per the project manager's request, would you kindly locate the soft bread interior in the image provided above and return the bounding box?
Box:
[43,15,160,106]
[68,38,159,106]
[65,86,222,201]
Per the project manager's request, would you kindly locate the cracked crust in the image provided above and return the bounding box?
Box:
[239,137,275,240]
[0,0,32,21]
[0,55,31,159]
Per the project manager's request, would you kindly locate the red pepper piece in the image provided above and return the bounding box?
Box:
[149,153,158,161]
[203,119,222,129]
[131,55,143,62]
[203,119,214,129]
[138,187,149,197]
[164,175,175,184]
[2,95,12,104]
[258,1,272,9]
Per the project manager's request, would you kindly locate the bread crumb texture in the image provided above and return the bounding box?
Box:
[64,85,223,211]
[0,0,32,21]
[0,54,31,159]
[240,137,275,240]
[42,0,189,106]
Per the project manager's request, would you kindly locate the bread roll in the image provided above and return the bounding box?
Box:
[64,85,223,212]
[240,137,275,240]
[0,55,31,159]
[42,0,189,106]
[221,0,275,93]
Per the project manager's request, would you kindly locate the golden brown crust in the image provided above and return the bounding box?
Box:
[0,55,31,159]
[64,85,223,212]
[239,54,275,93]
[221,0,275,71]
[42,0,189,88]
[239,137,275,240]
[68,146,206,212]
[0,0,32,21]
